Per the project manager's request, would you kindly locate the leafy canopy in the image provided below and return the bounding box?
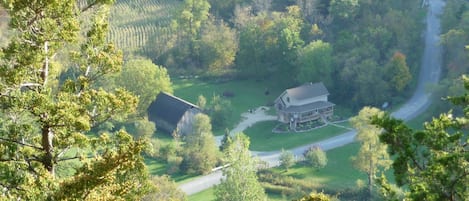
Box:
[373,76,469,201]
[0,0,152,200]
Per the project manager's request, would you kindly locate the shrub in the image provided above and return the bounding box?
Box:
[303,146,328,169]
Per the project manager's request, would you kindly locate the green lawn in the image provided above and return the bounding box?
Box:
[188,143,389,201]
[188,186,286,201]
[188,188,215,201]
[272,143,366,190]
[244,121,348,151]
[173,78,283,135]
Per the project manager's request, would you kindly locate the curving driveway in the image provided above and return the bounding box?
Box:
[180,0,445,195]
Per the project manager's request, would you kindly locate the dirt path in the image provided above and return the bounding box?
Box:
[215,106,277,145]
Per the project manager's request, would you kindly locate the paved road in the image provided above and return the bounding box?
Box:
[180,0,445,195]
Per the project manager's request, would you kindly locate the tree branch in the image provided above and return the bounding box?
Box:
[57,156,81,162]
[0,137,42,150]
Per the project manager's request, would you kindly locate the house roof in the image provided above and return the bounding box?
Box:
[147,92,199,127]
[285,82,329,100]
[283,101,335,113]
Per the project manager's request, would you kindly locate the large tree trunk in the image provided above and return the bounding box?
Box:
[41,126,54,176]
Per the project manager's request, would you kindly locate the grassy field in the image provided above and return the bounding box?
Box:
[244,121,349,151]
[188,143,370,201]
[272,143,366,190]
[173,78,283,135]
[188,186,286,201]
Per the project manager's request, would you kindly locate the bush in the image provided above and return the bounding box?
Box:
[303,146,328,169]
[145,138,162,159]
[166,155,183,175]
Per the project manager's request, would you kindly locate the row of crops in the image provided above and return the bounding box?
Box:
[107,0,182,57]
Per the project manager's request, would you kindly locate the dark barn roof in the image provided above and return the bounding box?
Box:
[148,92,199,129]
[286,82,329,100]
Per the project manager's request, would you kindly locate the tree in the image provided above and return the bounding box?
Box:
[197,94,207,110]
[180,113,219,175]
[329,0,359,20]
[304,146,327,169]
[350,107,392,200]
[142,175,187,201]
[0,1,152,200]
[385,52,412,93]
[297,40,333,86]
[219,128,232,152]
[215,133,267,201]
[116,59,173,116]
[296,192,336,201]
[131,118,156,139]
[207,94,233,130]
[280,149,295,171]
[372,76,469,201]
[177,0,210,39]
[198,18,238,75]
[208,0,247,20]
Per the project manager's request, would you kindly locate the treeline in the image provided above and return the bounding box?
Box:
[435,0,469,112]
[110,0,424,109]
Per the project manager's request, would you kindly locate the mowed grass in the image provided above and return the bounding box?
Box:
[271,142,395,190]
[272,143,365,190]
[244,121,348,151]
[173,78,283,135]
[188,143,382,201]
[188,186,286,201]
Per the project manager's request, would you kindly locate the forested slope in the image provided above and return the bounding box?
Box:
[109,0,425,110]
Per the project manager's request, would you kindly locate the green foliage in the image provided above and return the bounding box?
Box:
[198,18,238,75]
[177,0,211,38]
[196,94,207,109]
[219,129,233,152]
[350,107,391,199]
[296,40,333,86]
[142,175,187,201]
[279,149,295,171]
[116,58,173,116]
[0,0,152,199]
[372,75,469,200]
[304,146,328,170]
[215,133,267,201]
[206,94,233,130]
[258,169,319,199]
[130,118,156,139]
[235,5,305,85]
[209,0,249,20]
[296,192,336,201]
[385,52,412,93]
[329,0,359,20]
[180,113,219,175]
